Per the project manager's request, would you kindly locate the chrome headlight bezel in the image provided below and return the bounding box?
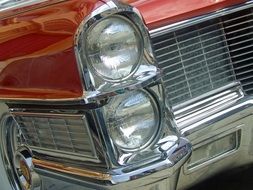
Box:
[75,2,161,103]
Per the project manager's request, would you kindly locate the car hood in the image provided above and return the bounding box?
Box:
[121,0,246,29]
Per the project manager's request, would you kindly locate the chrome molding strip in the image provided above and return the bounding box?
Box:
[33,159,112,181]
[150,0,253,38]
[0,0,67,18]
[33,137,191,185]
[1,72,161,104]
[180,95,253,136]
[0,0,47,12]
[174,82,244,129]
[173,82,242,111]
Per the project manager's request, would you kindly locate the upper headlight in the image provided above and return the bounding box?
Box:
[84,15,143,81]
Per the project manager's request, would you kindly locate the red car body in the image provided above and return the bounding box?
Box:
[0,0,245,100]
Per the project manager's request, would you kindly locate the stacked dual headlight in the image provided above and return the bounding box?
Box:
[76,5,161,159]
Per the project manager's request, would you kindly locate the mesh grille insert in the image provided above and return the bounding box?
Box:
[14,114,96,159]
[152,7,253,106]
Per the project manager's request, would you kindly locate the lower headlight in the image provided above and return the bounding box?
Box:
[104,90,160,151]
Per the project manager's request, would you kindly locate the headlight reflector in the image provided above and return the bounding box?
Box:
[85,16,143,81]
[105,90,159,150]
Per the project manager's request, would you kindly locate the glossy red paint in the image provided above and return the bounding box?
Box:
[0,0,247,100]
[0,0,103,100]
[124,0,246,29]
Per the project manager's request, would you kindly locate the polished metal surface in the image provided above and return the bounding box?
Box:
[0,105,20,190]
[75,0,161,104]
[174,82,244,128]
[96,84,181,168]
[0,0,45,12]
[177,95,253,190]
[14,147,41,190]
[0,0,67,19]
[0,105,192,189]
[2,83,192,189]
[32,137,191,185]
[151,0,253,106]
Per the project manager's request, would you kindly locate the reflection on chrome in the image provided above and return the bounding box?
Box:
[0,0,42,11]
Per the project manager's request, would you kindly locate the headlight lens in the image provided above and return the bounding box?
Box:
[105,90,159,150]
[85,16,143,81]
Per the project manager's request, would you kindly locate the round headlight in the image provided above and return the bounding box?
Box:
[105,90,160,151]
[85,15,143,81]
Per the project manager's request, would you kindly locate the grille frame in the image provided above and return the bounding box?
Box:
[150,1,253,107]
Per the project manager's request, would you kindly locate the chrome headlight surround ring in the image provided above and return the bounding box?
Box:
[75,1,160,102]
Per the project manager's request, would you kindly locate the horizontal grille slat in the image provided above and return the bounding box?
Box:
[14,114,95,159]
[152,6,253,106]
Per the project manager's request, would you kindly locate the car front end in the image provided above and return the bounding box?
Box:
[0,0,253,190]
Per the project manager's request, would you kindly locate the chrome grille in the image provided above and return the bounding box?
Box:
[14,113,96,159]
[152,6,253,106]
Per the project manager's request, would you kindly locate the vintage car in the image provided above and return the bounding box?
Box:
[0,0,252,189]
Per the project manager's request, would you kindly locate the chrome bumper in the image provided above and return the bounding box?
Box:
[177,94,253,189]
[2,86,253,190]
[36,91,253,190]
[35,137,191,190]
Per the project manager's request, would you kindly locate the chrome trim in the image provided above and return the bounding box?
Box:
[174,82,244,129]
[1,73,161,103]
[14,146,41,190]
[110,137,191,184]
[0,111,22,190]
[0,0,161,103]
[33,137,191,185]
[6,83,192,186]
[0,0,49,12]
[177,95,253,189]
[32,158,112,181]
[74,0,161,103]
[95,84,181,167]
[185,127,241,173]
[150,0,253,38]
[0,0,66,19]
[173,82,242,111]
[149,1,253,187]
[180,95,253,136]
